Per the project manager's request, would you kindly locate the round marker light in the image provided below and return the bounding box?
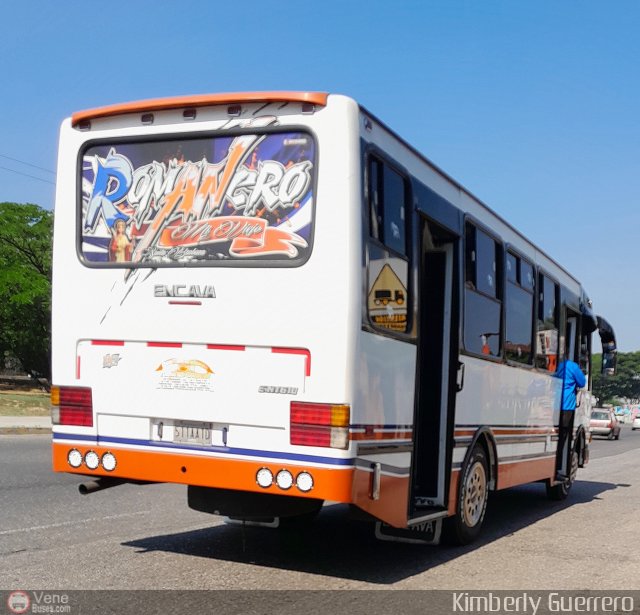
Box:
[256,467,273,488]
[101,452,117,472]
[67,449,82,468]
[275,469,294,490]
[296,471,314,493]
[84,450,100,470]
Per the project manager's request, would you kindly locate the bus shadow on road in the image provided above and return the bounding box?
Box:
[123,479,616,584]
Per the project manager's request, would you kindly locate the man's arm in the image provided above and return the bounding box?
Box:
[572,362,586,388]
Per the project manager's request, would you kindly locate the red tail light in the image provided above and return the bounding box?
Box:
[291,424,333,447]
[51,386,93,427]
[290,402,350,449]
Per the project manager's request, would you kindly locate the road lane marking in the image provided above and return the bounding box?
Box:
[0,511,150,535]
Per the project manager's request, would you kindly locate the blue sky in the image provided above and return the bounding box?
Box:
[1,1,639,350]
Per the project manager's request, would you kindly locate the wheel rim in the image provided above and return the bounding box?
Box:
[463,460,487,527]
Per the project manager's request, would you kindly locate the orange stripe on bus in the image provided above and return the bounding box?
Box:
[72,92,329,126]
[497,456,556,490]
[349,431,412,441]
[52,442,353,503]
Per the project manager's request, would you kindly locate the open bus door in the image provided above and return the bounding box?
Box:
[368,217,458,543]
[375,218,458,543]
[410,218,458,519]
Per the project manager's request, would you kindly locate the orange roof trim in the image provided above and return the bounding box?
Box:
[72,91,329,126]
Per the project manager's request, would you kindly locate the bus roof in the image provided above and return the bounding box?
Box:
[71,91,328,126]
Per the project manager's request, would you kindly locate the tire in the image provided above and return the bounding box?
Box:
[546,447,578,501]
[443,445,489,545]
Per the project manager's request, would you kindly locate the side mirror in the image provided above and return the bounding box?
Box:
[597,316,617,377]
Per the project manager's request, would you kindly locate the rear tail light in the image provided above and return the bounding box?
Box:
[290,402,350,449]
[51,385,94,427]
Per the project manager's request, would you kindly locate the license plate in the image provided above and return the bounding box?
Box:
[174,421,213,445]
[375,519,442,544]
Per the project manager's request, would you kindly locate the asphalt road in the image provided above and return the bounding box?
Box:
[589,420,638,459]
[2,427,640,593]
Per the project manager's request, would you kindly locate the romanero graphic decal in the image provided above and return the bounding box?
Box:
[81,129,316,265]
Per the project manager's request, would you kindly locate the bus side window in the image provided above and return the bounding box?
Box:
[381,165,406,256]
[463,222,502,357]
[369,157,382,240]
[535,274,559,371]
[504,251,534,365]
[368,155,407,256]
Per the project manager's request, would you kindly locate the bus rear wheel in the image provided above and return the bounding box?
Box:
[444,445,489,545]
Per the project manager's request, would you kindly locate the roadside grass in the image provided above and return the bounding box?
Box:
[0,390,51,416]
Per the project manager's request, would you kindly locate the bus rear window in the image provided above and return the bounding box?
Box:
[79,130,316,266]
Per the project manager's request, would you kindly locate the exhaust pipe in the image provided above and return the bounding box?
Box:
[78,477,152,495]
[78,477,127,495]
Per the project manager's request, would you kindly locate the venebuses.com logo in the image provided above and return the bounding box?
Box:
[6,591,71,614]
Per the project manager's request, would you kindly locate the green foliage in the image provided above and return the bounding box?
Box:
[0,202,52,380]
[592,351,640,405]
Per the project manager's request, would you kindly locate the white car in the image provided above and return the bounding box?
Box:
[632,415,640,430]
[590,409,621,440]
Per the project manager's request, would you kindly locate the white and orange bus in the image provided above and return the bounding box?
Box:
[51,92,616,544]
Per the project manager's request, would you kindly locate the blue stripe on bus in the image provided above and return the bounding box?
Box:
[52,432,354,467]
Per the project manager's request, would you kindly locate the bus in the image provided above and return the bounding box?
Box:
[51,91,617,545]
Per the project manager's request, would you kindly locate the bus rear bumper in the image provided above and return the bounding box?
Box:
[52,441,354,503]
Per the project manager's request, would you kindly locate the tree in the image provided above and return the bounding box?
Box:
[592,351,640,406]
[0,202,52,381]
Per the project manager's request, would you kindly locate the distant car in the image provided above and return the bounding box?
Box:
[632,414,640,431]
[590,409,621,440]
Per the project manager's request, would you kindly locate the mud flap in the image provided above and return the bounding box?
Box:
[374,518,442,545]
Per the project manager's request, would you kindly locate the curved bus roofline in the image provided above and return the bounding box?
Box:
[71,91,329,126]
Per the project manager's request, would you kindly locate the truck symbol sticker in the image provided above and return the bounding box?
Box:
[368,263,408,331]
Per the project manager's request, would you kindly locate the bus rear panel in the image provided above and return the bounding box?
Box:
[51,93,362,520]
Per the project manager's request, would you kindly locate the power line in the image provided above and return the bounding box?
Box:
[0,165,56,185]
[0,153,55,175]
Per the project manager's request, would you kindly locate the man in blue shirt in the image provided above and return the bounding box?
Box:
[557,359,586,410]
[555,359,586,478]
